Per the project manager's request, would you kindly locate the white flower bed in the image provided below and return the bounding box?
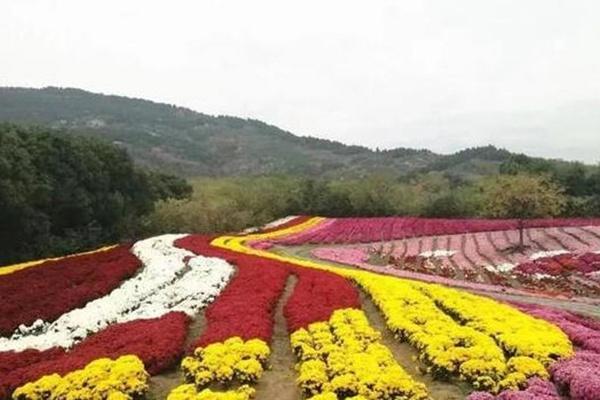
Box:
[530,249,570,260]
[0,234,234,352]
[419,250,457,258]
[485,263,516,273]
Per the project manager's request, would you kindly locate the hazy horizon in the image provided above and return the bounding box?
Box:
[2,0,599,163]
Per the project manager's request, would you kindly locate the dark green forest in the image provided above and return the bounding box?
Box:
[0,123,190,264]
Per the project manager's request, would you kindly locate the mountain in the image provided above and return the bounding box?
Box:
[0,87,530,177]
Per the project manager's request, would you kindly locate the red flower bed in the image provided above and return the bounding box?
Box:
[276,217,600,245]
[196,263,289,347]
[176,235,290,348]
[515,253,600,276]
[0,312,189,400]
[0,245,141,336]
[284,268,360,332]
[175,235,360,347]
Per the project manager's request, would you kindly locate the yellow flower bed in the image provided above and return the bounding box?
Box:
[12,355,149,400]
[291,308,429,400]
[167,337,270,400]
[180,337,270,386]
[353,274,556,392]
[167,384,255,400]
[417,284,573,366]
[0,245,117,276]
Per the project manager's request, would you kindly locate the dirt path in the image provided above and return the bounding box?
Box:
[359,290,470,400]
[147,311,207,399]
[253,275,301,400]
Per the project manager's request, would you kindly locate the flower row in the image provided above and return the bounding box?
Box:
[273,217,600,245]
[0,245,140,336]
[0,312,189,400]
[12,355,149,400]
[0,235,234,353]
[291,308,429,400]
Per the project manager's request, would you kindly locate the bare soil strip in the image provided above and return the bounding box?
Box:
[253,275,301,400]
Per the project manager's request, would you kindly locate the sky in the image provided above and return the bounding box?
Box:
[1,0,599,163]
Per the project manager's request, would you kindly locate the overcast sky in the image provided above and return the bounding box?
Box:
[2,0,599,163]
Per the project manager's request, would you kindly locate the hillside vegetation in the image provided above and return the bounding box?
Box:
[0,86,523,177]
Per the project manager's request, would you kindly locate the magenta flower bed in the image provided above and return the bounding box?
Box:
[276,217,600,245]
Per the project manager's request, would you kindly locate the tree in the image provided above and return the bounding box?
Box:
[480,174,566,250]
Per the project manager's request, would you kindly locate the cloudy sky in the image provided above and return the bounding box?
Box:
[2,0,599,163]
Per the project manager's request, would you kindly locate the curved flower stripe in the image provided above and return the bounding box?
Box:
[176,234,360,346]
[0,245,141,336]
[211,221,575,393]
[0,245,117,276]
[0,312,189,400]
[290,308,429,399]
[0,235,233,352]
[12,354,149,400]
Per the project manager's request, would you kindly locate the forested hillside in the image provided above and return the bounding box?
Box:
[0,87,518,177]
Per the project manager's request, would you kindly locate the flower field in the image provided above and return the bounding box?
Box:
[1,216,600,399]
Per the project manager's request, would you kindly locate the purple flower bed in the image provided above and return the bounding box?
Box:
[514,302,600,400]
[551,351,600,400]
[468,378,560,400]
